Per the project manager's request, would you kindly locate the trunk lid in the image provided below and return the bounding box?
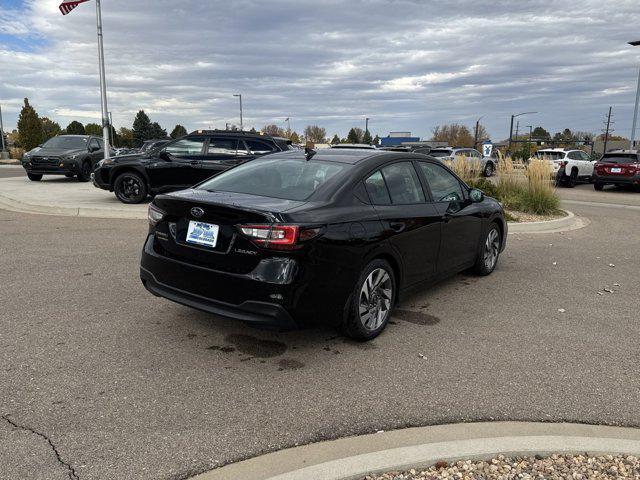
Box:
[152,190,305,273]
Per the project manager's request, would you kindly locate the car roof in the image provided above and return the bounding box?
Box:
[263,148,438,166]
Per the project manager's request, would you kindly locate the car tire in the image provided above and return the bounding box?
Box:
[483,161,494,177]
[566,169,578,188]
[114,171,148,204]
[341,259,396,341]
[474,224,501,276]
[27,173,43,181]
[594,182,604,191]
[77,161,92,182]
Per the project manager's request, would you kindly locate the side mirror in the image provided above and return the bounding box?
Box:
[469,188,484,203]
[158,150,171,161]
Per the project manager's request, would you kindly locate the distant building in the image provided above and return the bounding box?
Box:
[380,131,420,146]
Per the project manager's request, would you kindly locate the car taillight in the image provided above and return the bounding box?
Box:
[559,161,568,167]
[148,203,165,227]
[237,224,321,250]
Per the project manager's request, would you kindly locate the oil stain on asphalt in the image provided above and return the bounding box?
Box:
[223,334,288,358]
[277,359,304,371]
[392,309,441,326]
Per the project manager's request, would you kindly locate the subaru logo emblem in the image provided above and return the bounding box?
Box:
[191,207,205,218]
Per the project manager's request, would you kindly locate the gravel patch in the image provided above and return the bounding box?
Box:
[506,209,567,223]
[364,454,640,479]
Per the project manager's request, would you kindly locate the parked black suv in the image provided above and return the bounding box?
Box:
[93,130,290,203]
[22,135,106,182]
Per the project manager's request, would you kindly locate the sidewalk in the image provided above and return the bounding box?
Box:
[0,176,146,219]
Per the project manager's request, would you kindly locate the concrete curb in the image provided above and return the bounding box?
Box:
[0,190,147,220]
[194,422,640,480]
[0,159,20,165]
[507,210,589,234]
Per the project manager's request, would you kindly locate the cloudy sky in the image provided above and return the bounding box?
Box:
[1,0,640,140]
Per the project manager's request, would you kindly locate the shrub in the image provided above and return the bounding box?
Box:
[10,147,25,160]
[518,159,559,214]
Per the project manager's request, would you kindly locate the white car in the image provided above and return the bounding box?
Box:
[532,148,593,187]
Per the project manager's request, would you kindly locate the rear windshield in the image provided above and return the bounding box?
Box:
[600,154,638,164]
[198,158,348,201]
[535,151,565,160]
[429,149,452,157]
[42,136,88,149]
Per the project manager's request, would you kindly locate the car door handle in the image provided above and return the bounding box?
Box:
[389,222,405,233]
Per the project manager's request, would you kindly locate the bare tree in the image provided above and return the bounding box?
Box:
[304,125,326,143]
[431,123,474,147]
[262,124,286,137]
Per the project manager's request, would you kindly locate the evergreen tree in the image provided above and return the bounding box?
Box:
[41,117,62,140]
[149,122,167,139]
[289,131,300,144]
[84,123,102,136]
[362,129,372,145]
[346,127,364,144]
[17,98,44,151]
[132,110,152,146]
[330,134,340,145]
[170,124,188,139]
[118,127,134,148]
[65,121,85,135]
[372,134,380,146]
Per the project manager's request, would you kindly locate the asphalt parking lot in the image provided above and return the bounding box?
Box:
[1,183,639,480]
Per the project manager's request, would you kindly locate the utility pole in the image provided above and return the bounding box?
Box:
[0,103,6,154]
[515,121,520,143]
[233,94,243,131]
[603,106,613,154]
[527,125,533,157]
[95,0,110,159]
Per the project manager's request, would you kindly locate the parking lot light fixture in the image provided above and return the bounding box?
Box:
[508,111,537,153]
[233,94,243,131]
[628,41,640,149]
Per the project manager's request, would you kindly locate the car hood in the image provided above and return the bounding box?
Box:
[108,153,148,163]
[28,147,86,157]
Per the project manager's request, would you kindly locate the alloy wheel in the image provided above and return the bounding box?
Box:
[483,228,500,270]
[121,176,141,199]
[358,268,392,331]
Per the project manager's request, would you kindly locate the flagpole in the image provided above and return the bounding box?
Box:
[95,0,110,159]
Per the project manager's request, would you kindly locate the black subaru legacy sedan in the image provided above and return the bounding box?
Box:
[140,149,506,340]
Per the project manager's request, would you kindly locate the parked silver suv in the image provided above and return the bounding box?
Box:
[428,147,496,177]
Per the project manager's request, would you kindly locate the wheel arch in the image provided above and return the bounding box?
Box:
[110,166,150,190]
[362,247,403,301]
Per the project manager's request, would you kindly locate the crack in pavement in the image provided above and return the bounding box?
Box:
[2,414,79,480]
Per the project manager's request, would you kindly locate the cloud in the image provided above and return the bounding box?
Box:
[1,0,640,139]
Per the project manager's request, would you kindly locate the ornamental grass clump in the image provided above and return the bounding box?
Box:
[519,158,559,215]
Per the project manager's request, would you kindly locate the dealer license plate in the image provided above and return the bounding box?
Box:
[610,167,622,173]
[186,221,219,248]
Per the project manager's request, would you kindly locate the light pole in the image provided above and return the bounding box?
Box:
[95,0,110,159]
[526,125,533,156]
[365,117,370,143]
[233,94,243,131]
[629,40,640,149]
[474,115,484,149]
[508,111,537,153]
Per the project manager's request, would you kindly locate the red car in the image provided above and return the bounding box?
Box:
[593,151,640,191]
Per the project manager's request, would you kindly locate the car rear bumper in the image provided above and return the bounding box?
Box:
[140,234,299,329]
[593,173,640,185]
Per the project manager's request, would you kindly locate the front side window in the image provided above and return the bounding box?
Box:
[198,158,347,201]
[419,162,464,202]
[89,138,100,151]
[245,139,275,155]
[164,137,206,157]
[380,162,425,204]
[207,137,239,155]
[365,170,391,205]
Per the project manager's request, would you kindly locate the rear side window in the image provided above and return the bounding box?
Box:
[164,137,206,156]
[365,171,391,205]
[381,162,425,204]
[207,137,239,155]
[198,158,347,201]
[419,162,464,202]
[245,139,275,155]
[89,138,100,150]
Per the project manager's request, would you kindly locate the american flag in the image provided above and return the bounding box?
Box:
[59,0,91,15]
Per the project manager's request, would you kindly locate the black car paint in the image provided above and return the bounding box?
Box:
[92,131,287,196]
[22,135,105,177]
[140,150,506,329]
